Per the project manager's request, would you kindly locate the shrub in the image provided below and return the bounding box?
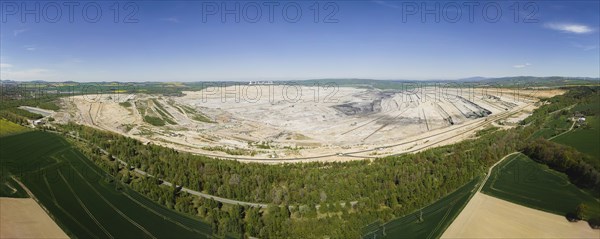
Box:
[144,116,165,126]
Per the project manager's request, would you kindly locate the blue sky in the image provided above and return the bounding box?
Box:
[0,1,598,82]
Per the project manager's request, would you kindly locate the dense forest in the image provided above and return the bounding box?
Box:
[4,85,599,237]
[524,139,600,193]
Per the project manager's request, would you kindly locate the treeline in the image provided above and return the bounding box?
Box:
[523,139,600,193]
[0,108,42,125]
[0,92,60,125]
[0,95,60,111]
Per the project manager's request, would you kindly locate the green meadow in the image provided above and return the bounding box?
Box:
[482,153,600,219]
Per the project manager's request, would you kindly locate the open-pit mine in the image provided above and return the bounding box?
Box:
[55,85,555,163]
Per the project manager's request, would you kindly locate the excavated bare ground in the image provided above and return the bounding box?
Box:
[56,87,564,163]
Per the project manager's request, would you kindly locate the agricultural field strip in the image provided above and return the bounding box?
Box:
[119,192,209,236]
[363,178,481,239]
[66,160,157,239]
[477,152,520,193]
[427,193,466,239]
[39,175,99,235]
[10,176,95,238]
[57,171,114,238]
[39,170,99,237]
[486,160,560,203]
[433,152,518,237]
[4,132,214,238]
[480,153,600,218]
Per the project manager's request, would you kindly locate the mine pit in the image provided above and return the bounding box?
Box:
[58,86,546,162]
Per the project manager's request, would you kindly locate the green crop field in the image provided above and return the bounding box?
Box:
[0,176,29,198]
[0,131,213,238]
[362,178,480,239]
[552,116,600,159]
[528,114,572,140]
[0,120,30,197]
[482,153,600,219]
[0,118,29,137]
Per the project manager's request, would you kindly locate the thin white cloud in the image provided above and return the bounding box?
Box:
[372,0,399,9]
[571,42,598,51]
[0,68,51,80]
[0,63,13,68]
[513,63,531,68]
[544,23,594,34]
[13,29,28,37]
[160,17,180,23]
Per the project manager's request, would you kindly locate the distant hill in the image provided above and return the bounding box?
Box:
[288,77,599,89]
[461,76,600,86]
[2,77,598,91]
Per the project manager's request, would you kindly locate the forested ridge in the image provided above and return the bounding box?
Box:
[11,86,600,237]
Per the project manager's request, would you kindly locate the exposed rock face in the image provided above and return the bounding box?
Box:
[333,100,381,116]
[331,90,395,116]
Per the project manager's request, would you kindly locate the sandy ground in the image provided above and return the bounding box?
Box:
[0,197,68,239]
[55,87,563,163]
[441,193,599,238]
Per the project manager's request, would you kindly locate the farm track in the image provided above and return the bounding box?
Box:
[478,152,520,192]
[120,192,210,237]
[39,173,99,237]
[58,171,114,239]
[69,164,157,239]
[548,120,576,140]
